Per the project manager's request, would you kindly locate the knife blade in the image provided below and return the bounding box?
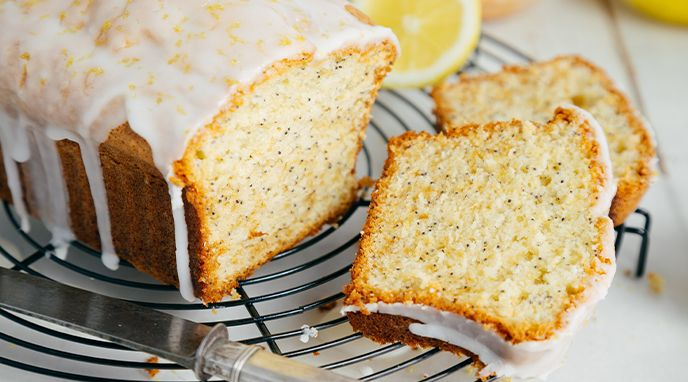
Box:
[0,267,356,382]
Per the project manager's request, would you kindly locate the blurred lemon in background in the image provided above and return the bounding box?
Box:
[353,0,481,88]
[624,0,688,25]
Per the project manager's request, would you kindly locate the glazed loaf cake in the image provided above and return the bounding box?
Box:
[432,55,656,225]
[344,107,616,379]
[0,1,397,302]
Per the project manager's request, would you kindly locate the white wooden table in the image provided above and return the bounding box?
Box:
[484,0,688,380]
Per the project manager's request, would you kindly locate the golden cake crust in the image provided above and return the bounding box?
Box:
[345,108,614,344]
[431,55,655,226]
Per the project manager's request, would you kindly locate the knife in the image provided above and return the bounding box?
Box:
[0,267,356,382]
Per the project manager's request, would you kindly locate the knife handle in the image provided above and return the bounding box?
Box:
[194,324,357,382]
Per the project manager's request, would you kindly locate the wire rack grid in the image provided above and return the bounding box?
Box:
[0,34,651,382]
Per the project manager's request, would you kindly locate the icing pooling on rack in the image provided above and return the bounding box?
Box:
[0,0,396,300]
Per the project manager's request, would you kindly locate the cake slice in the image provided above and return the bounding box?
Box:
[432,55,655,225]
[343,107,616,379]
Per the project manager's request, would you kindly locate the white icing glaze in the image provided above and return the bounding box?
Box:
[343,107,617,379]
[0,108,32,232]
[46,127,118,268]
[77,138,119,270]
[29,128,75,259]
[168,182,193,301]
[0,1,396,299]
[562,105,617,217]
[0,143,30,232]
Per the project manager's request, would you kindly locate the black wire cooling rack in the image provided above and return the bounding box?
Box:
[0,34,652,382]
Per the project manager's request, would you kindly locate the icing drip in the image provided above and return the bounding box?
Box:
[76,138,119,270]
[0,112,32,232]
[32,129,75,259]
[0,147,29,232]
[26,127,74,259]
[0,0,396,299]
[0,109,75,256]
[46,128,118,268]
[168,181,194,301]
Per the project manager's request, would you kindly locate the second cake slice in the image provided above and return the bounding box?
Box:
[344,106,616,379]
[432,56,655,225]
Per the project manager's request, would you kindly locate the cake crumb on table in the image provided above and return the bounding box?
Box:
[358,176,376,188]
[647,272,664,294]
[464,364,476,375]
[146,356,159,378]
[228,289,241,301]
[299,324,318,343]
[317,301,338,312]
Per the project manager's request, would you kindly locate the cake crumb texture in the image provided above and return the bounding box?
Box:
[180,44,396,301]
[346,107,615,344]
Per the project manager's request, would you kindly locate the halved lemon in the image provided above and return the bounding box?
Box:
[353,0,482,88]
[623,0,688,25]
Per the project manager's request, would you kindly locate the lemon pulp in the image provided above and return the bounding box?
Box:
[354,0,481,88]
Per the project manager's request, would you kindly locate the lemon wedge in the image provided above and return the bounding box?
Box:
[354,0,481,88]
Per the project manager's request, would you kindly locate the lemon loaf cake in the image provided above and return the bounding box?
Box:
[432,55,655,225]
[343,107,616,379]
[0,0,397,302]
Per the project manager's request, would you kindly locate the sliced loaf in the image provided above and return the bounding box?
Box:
[0,1,397,302]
